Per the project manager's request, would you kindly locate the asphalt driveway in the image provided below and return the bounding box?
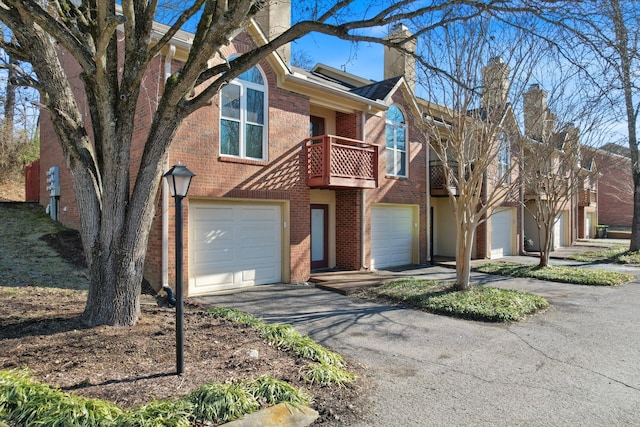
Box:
[195,265,640,426]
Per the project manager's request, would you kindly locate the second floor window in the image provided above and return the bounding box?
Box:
[220,66,267,160]
[386,105,407,177]
[497,132,510,183]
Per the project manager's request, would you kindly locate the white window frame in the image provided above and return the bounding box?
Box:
[219,65,268,161]
[385,105,408,177]
[497,131,510,183]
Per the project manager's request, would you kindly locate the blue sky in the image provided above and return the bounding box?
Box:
[291,34,385,81]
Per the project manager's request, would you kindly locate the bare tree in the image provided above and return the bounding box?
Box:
[418,18,540,290]
[520,121,581,267]
[539,0,639,250]
[0,33,39,178]
[0,1,540,326]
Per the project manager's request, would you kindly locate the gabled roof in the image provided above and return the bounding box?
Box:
[350,76,403,101]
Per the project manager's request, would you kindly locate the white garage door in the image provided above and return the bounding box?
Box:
[189,203,282,295]
[491,209,513,258]
[371,206,413,269]
[553,213,566,248]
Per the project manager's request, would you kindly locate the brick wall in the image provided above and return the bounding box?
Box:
[153,35,313,290]
[594,150,633,227]
[335,190,362,269]
[363,91,428,265]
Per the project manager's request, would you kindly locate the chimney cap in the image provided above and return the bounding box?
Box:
[390,23,410,35]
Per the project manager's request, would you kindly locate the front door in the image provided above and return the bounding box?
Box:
[311,204,329,269]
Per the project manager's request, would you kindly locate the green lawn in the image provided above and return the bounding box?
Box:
[474,262,633,286]
[356,278,548,322]
[568,246,640,265]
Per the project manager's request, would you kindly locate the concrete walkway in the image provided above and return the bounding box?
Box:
[194,242,640,426]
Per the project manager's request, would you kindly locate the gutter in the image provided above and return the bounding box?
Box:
[162,44,176,289]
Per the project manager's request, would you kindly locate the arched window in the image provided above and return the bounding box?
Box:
[220,65,267,160]
[385,105,407,177]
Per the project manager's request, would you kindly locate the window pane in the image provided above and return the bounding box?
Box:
[221,85,240,119]
[386,150,395,175]
[239,67,264,84]
[398,152,406,176]
[246,89,264,124]
[397,126,406,150]
[387,105,404,124]
[386,124,395,148]
[245,124,263,159]
[220,119,240,155]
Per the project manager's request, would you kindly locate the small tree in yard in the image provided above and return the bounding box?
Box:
[0,1,542,326]
[520,121,580,267]
[419,18,541,290]
[519,79,604,267]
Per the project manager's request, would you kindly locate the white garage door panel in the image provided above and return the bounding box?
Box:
[371,206,413,269]
[491,209,513,258]
[190,204,281,295]
[553,213,565,248]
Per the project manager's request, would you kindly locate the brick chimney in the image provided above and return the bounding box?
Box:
[384,23,417,92]
[523,83,556,142]
[481,57,510,108]
[254,0,291,65]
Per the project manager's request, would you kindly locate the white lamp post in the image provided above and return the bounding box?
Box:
[163,162,195,375]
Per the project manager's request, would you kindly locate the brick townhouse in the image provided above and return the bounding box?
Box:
[38,3,594,296]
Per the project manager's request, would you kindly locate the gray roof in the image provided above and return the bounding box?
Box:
[350,76,402,101]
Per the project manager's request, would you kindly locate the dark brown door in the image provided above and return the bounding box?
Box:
[311,204,329,269]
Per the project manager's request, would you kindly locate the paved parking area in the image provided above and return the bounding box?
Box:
[195,257,640,426]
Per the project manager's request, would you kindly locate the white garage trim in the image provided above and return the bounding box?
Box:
[370,204,418,269]
[490,208,514,258]
[188,201,286,295]
[553,212,567,249]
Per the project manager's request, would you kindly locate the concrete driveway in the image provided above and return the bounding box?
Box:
[194,264,640,426]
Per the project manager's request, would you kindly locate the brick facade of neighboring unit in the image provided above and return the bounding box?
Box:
[594,150,633,228]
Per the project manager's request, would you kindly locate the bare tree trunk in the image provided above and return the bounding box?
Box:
[455,218,475,290]
[538,222,552,267]
[2,50,17,168]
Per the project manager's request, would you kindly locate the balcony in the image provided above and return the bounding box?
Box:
[305,135,378,189]
[430,161,459,196]
[579,189,597,206]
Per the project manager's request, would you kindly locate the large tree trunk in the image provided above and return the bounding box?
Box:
[82,246,143,326]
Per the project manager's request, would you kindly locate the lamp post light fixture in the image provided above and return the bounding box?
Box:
[163,162,195,375]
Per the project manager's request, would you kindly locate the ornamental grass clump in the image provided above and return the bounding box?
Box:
[207,307,356,386]
[0,369,122,426]
[301,362,357,388]
[188,382,259,424]
[246,375,311,406]
[120,400,194,427]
